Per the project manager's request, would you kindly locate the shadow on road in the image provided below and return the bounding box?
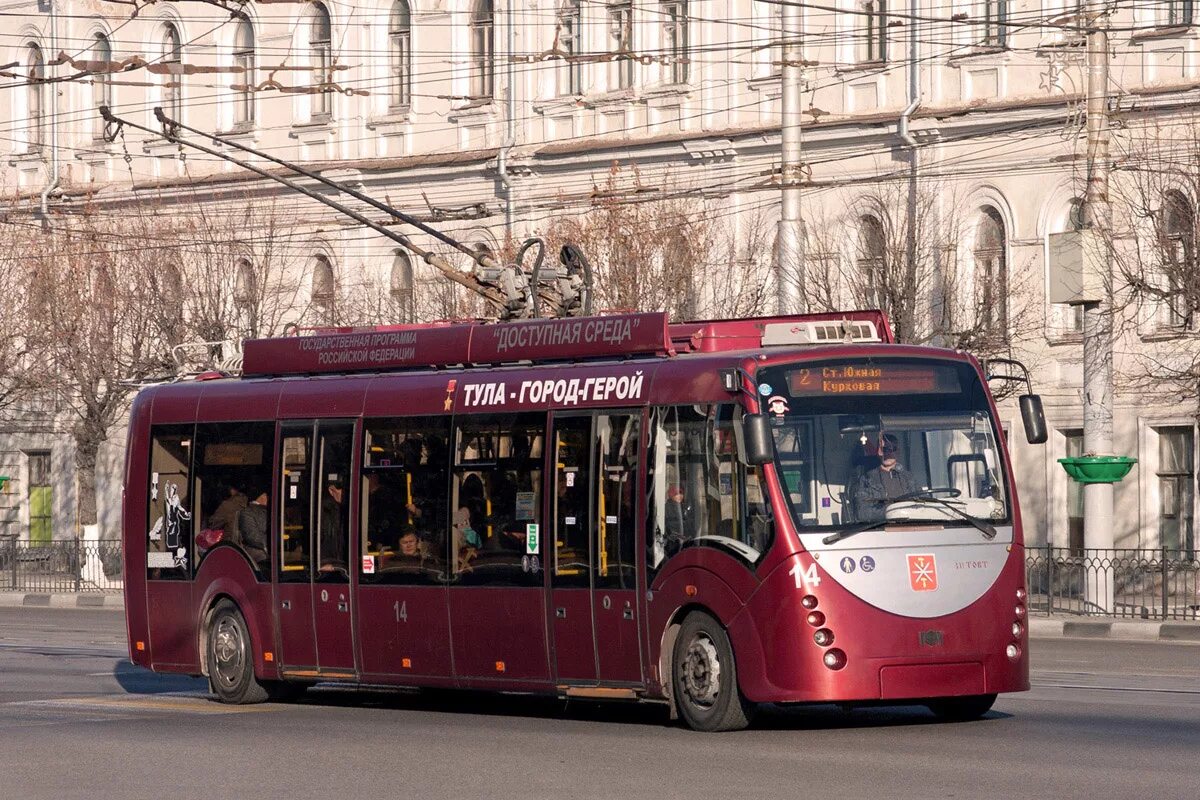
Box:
[112,660,207,695]
[282,685,1011,731]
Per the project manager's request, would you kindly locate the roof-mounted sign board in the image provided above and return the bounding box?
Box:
[241,312,672,377]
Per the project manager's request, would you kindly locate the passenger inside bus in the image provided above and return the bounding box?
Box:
[237,488,269,569]
[319,480,347,572]
[204,484,247,542]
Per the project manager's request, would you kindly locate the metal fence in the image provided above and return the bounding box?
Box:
[0,535,123,593]
[1025,546,1200,620]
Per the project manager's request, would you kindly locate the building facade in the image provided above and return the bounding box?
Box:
[0,1,1196,557]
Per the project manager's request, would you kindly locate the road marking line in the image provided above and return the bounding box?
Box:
[10,695,279,714]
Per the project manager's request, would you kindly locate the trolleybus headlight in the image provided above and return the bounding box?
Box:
[801,595,819,610]
[1016,587,1027,602]
[806,611,826,627]
[813,628,835,647]
[1015,604,1026,619]
[1006,644,1021,660]
[1012,622,1023,638]
[822,648,847,670]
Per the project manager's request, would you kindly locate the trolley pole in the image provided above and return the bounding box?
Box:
[776,2,805,314]
[1081,3,1115,611]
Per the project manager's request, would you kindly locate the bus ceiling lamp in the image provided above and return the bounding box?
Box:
[1058,455,1137,485]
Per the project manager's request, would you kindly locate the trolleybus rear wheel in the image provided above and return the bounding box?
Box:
[207,600,268,704]
[672,612,754,732]
[925,693,997,721]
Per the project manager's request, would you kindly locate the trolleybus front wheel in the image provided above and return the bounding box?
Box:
[925,693,997,721]
[207,600,268,704]
[672,611,755,732]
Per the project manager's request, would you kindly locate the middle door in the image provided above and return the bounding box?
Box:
[550,414,597,684]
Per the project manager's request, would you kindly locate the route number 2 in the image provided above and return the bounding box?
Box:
[394,600,408,623]
[789,562,821,589]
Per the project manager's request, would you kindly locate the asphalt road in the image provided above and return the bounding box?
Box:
[1,607,1197,800]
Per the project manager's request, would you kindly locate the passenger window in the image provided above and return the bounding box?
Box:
[451,414,545,587]
[646,405,768,577]
[279,431,312,583]
[147,425,194,580]
[360,417,450,584]
[193,422,274,578]
[595,413,639,590]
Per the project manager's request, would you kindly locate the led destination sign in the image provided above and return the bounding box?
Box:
[787,363,961,396]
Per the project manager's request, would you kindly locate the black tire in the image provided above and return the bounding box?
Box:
[925,693,997,721]
[672,611,755,732]
[206,600,268,704]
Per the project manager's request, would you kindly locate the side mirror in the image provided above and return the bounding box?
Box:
[1019,394,1048,444]
[742,413,776,465]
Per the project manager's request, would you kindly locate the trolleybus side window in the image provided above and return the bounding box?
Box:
[193,422,274,577]
[147,425,195,580]
[451,413,545,587]
[279,430,313,582]
[595,413,640,590]
[360,416,451,584]
[646,404,772,577]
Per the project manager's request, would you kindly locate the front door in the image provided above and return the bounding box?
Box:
[275,420,356,676]
[550,412,643,685]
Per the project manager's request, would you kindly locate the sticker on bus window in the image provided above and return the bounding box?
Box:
[362,556,376,574]
[566,472,576,487]
[290,485,298,500]
[605,515,618,524]
[526,524,540,555]
[515,492,536,520]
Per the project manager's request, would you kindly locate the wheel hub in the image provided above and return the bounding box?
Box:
[680,633,721,709]
[212,618,243,687]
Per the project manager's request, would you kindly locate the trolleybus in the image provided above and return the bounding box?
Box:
[123,310,1044,731]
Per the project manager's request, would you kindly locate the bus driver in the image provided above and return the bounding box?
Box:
[854,434,919,521]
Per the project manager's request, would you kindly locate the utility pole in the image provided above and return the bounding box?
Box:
[1081,2,1115,609]
[776,2,805,314]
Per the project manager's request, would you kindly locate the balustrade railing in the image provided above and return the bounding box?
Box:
[0,535,123,593]
[1025,545,1200,620]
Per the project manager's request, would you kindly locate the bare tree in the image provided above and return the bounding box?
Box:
[1106,117,1200,405]
[800,180,1036,360]
[27,204,175,528]
[0,216,44,419]
[540,166,772,320]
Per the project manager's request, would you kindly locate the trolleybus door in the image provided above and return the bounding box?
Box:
[550,412,643,686]
[276,420,357,675]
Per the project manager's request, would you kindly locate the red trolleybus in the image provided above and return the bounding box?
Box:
[123,310,1045,731]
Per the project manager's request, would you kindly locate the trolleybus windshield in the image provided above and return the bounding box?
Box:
[756,358,1009,533]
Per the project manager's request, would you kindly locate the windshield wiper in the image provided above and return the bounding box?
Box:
[821,517,912,546]
[897,493,997,540]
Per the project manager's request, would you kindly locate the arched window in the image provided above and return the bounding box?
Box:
[556,0,582,96]
[26,44,44,151]
[162,23,183,121]
[233,19,255,126]
[469,0,495,99]
[312,254,336,322]
[93,34,112,140]
[857,214,886,307]
[234,258,256,308]
[389,1,413,108]
[661,1,689,84]
[390,250,415,322]
[974,207,1008,336]
[310,4,333,118]
[1161,192,1195,328]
